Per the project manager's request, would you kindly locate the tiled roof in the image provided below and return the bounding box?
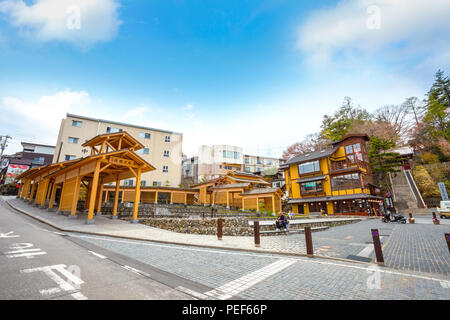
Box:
[296,175,327,183]
[242,188,280,195]
[283,147,338,166]
[211,183,250,189]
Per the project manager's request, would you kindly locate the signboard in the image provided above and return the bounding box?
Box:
[438,182,449,201]
[0,158,9,169]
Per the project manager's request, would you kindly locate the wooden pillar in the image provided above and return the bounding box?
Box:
[132,168,142,223]
[28,182,36,202]
[48,184,57,209]
[112,178,120,219]
[184,193,187,205]
[87,161,101,223]
[40,180,50,207]
[272,195,275,213]
[242,197,245,211]
[256,197,260,212]
[95,179,104,213]
[155,191,158,204]
[58,182,66,212]
[105,190,109,203]
[170,191,173,204]
[226,191,230,208]
[70,175,82,217]
[84,181,91,210]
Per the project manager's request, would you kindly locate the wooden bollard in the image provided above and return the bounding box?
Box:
[371,229,384,266]
[445,233,450,254]
[217,218,223,240]
[254,221,260,247]
[304,226,313,257]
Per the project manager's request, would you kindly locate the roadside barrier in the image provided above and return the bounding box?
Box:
[254,221,260,247]
[217,218,223,240]
[371,229,384,266]
[304,226,313,257]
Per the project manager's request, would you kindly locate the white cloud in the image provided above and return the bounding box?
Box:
[298,0,450,65]
[0,0,121,49]
[0,89,92,151]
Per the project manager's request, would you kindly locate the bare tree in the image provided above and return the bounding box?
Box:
[282,133,330,160]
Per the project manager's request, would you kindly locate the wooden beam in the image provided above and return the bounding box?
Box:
[128,166,137,178]
[99,163,113,173]
[48,184,58,209]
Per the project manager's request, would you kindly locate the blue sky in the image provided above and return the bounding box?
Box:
[0,0,449,157]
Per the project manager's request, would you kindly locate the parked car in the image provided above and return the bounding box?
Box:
[437,200,450,219]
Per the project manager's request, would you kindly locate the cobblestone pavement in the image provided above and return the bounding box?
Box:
[5,197,450,277]
[71,233,450,300]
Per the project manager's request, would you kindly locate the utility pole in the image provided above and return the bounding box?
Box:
[0,135,12,160]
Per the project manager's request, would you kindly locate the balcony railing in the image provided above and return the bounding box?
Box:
[330,160,369,172]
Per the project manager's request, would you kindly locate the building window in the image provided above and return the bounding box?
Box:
[136,148,149,155]
[256,158,262,164]
[223,150,240,159]
[164,150,170,157]
[163,165,168,172]
[106,127,123,133]
[256,167,263,172]
[331,173,361,190]
[345,143,364,161]
[153,181,162,186]
[140,181,146,187]
[72,120,82,127]
[298,160,320,175]
[300,181,323,194]
[245,158,250,164]
[124,180,134,186]
[266,160,273,166]
[244,166,250,173]
[32,157,45,165]
[68,137,79,144]
[139,132,151,139]
[65,155,76,161]
[165,136,171,142]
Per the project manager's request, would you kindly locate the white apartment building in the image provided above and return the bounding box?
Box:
[53,114,183,187]
[182,145,285,184]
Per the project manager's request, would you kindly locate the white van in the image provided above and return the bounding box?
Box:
[437,200,450,219]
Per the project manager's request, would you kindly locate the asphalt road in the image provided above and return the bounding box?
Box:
[1,198,449,300]
[0,199,208,300]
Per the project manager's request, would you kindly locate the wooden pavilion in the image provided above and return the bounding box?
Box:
[192,171,284,213]
[16,132,156,224]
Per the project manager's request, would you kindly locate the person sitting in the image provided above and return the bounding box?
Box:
[276,211,289,231]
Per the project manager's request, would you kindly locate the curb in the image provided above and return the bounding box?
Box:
[5,199,372,266]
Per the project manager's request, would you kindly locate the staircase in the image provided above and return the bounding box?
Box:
[391,169,428,213]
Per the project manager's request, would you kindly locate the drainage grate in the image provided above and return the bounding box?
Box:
[346,255,372,262]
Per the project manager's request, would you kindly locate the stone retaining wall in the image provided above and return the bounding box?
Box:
[136,216,361,236]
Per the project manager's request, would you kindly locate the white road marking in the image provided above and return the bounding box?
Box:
[122,265,151,277]
[71,292,88,300]
[204,259,297,300]
[0,231,20,239]
[21,264,86,299]
[53,232,66,236]
[70,234,450,286]
[88,250,107,259]
[5,242,46,259]
[356,237,384,258]
[175,286,210,300]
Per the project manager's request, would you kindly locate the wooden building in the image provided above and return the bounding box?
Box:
[281,134,384,216]
[192,171,284,213]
